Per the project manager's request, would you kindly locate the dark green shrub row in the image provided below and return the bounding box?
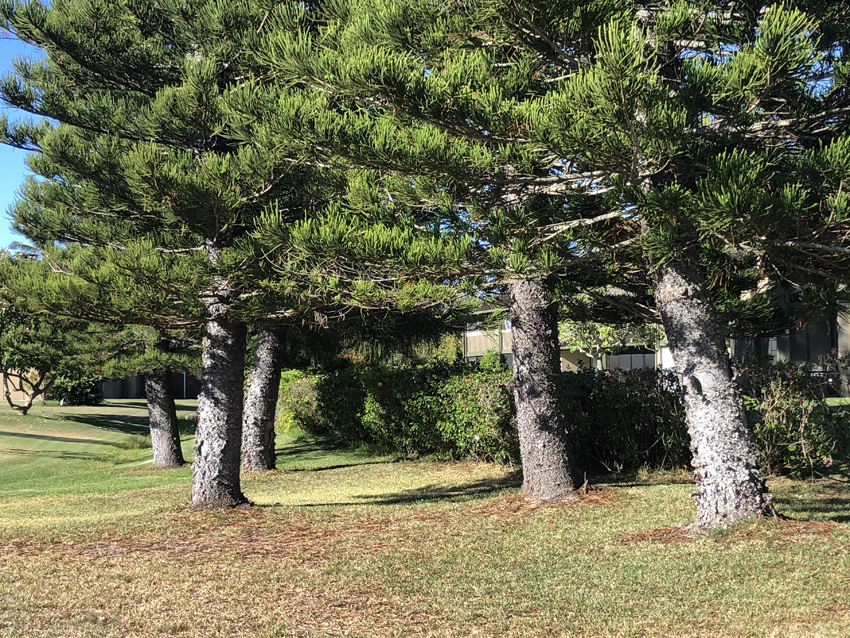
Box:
[278,359,849,476]
[279,360,516,461]
[562,369,691,473]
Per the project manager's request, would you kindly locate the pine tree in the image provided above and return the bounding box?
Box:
[231,0,633,504]
[241,325,285,472]
[537,2,850,528]
[100,326,199,469]
[1,0,475,503]
[0,0,315,506]
[241,0,850,525]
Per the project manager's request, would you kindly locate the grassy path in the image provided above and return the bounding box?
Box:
[1,401,849,637]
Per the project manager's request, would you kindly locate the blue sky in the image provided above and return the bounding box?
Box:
[0,33,42,249]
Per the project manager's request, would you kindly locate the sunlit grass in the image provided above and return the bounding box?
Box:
[0,401,848,637]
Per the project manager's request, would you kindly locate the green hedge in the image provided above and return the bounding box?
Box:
[562,369,691,473]
[279,362,516,461]
[50,373,104,406]
[278,360,849,477]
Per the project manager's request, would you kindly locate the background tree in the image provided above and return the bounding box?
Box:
[0,293,101,415]
[99,326,199,469]
[559,320,660,371]
[242,325,285,472]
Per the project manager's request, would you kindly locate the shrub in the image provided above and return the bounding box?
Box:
[51,373,104,406]
[562,368,690,474]
[277,370,325,433]
[279,362,516,461]
[740,360,849,478]
[276,358,848,477]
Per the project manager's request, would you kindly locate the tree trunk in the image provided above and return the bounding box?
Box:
[652,256,775,530]
[242,326,285,471]
[509,276,579,503]
[191,304,249,508]
[145,371,184,468]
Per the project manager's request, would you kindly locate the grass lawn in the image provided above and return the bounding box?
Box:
[1,401,849,637]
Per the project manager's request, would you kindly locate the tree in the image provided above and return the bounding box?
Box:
[533,1,850,528]
[0,296,91,415]
[559,321,660,370]
[0,245,199,466]
[0,0,326,506]
[241,325,285,472]
[238,0,850,526]
[100,326,199,469]
[231,0,632,504]
[1,0,473,504]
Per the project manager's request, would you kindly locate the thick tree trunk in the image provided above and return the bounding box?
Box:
[510,277,579,503]
[242,326,285,472]
[145,371,185,468]
[191,304,249,508]
[653,256,775,530]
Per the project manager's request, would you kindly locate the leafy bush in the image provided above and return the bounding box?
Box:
[277,370,325,433]
[51,373,104,406]
[562,368,690,474]
[277,358,848,477]
[740,360,849,478]
[278,362,516,461]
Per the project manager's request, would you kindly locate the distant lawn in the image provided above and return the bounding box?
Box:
[1,402,849,637]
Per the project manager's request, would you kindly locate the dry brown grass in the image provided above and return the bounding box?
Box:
[2,407,850,637]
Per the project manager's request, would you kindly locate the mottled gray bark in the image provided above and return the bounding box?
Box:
[191,299,249,508]
[242,326,285,472]
[145,371,184,468]
[653,257,775,530]
[510,277,579,503]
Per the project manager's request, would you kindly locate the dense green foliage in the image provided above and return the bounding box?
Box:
[49,373,103,406]
[280,359,849,477]
[279,362,517,462]
[740,360,850,478]
[563,369,691,473]
[0,291,109,413]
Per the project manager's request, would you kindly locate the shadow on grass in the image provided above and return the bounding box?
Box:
[273,436,398,472]
[62,414,198,438]
[99,400,196,412]
[98,401,149,410]
[0,430,115,446]
[178,419,197,436]
[62,415,150,437]
[2,447,99,460]
[774,494,850,524]
[269,471,523,509]
[355,472,522,505]
[280,460,393,473]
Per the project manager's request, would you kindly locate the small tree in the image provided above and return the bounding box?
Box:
[0,292,102,415]
[559,321,660,370]
[100,326,200,469]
